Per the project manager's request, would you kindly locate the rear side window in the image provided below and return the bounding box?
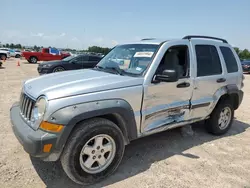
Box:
[195,45,222,77]
[89,56,101,61]
[220,47,238,73]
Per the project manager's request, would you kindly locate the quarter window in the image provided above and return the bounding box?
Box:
[195,45,222,77]
[220,46,238,73]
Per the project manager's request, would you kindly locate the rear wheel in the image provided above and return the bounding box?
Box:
[205,99,234,135]
[29,56,38,63]
[52,66,65,72]
[61,118,125,185]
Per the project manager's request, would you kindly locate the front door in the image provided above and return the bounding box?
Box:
[69,56,85,70]
[141,41,194,134]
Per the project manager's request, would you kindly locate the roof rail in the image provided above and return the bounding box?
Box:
[141,38,156,41]
[182,35,228,43]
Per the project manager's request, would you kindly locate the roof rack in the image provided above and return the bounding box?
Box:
[182,35,228,43]
[141,38,156,41]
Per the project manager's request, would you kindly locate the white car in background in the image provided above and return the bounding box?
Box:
[14,50,22,58]
[0,48,10,60]
[0,48,22,58]
[0,48,14,56]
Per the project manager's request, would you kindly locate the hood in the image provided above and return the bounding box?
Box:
[24,69,144,100]
[39,60,62,66]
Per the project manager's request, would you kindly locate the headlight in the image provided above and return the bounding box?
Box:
[42,64,52,68]
[30,96,47,130]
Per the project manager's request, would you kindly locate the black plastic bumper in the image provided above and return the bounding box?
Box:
[37,67,52,75]
[242,66,250,73]
[10,102,60,160]
[238,90,244,108]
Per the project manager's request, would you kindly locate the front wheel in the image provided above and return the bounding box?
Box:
[60,118,125,185]
[205,100,234,135]
[52,66,65,72]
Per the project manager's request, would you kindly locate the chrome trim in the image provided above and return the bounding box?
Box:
[19,92,35,121]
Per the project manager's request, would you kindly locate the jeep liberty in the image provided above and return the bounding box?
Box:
[10,35,244,185]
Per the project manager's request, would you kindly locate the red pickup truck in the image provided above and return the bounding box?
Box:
[22,48,70,63]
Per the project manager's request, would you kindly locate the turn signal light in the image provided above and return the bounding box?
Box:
[40,121,63,132]
[43,144,52,153]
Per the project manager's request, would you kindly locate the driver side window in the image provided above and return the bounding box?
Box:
[155,45,190,78]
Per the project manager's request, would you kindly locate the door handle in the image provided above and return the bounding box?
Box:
[216,78,226,83]
[177,82,190,88]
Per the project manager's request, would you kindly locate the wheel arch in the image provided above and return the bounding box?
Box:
[0,53,7,59]
[210,84,243,114]
[47,99,138,155]
[53,65,66,72]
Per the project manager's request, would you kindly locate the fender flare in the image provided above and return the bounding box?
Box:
[47,99,138,150]
[210,84,243,114]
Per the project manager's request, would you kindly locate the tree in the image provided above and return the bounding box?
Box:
[10,43,14,49]
[239,49,250,60]
[87,46,111,55]
[34,45,40,52]
[234,47,240,55]
[5,43,9,48]
[16,44,22,49]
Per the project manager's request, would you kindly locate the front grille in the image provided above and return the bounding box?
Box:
[19,92,35,121]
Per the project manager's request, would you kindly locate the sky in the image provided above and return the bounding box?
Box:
[1,0,250,50]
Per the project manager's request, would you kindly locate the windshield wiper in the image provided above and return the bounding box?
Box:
[105,66,124,75]
[94,65,123,75]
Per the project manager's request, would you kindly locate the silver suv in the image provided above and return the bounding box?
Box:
[10,35,244,185]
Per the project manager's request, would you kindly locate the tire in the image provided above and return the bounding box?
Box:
[0,54,7,60]
[52,66,65,72]
[15,54,21,58]
[205,99,234,135]
[29,56,38,63]
[61,118,125,185]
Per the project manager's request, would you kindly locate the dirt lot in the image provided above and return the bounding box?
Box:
[0,58,250,188]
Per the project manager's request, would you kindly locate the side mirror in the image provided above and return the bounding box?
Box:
[118,60,124,65]
[154,69,178,83]
[71,59,77,64]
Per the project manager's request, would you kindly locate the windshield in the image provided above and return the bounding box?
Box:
[96,44,159,76]
[62,55,77,61]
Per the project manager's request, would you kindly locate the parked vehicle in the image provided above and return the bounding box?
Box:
[241,60,250,73]
[0,48,15,57]
[37,54,102,74]
[14,50,22,58]
[0,49,10,60]
[10,36,244,185]
[22,47,70,63]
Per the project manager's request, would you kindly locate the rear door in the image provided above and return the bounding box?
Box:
[190,41,227,119]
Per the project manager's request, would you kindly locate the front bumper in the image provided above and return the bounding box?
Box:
[10,102,62,161]
[37,66,52,75]
[238,90,244,108]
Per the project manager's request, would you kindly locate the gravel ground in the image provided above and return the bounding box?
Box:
[0,58,250,188]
